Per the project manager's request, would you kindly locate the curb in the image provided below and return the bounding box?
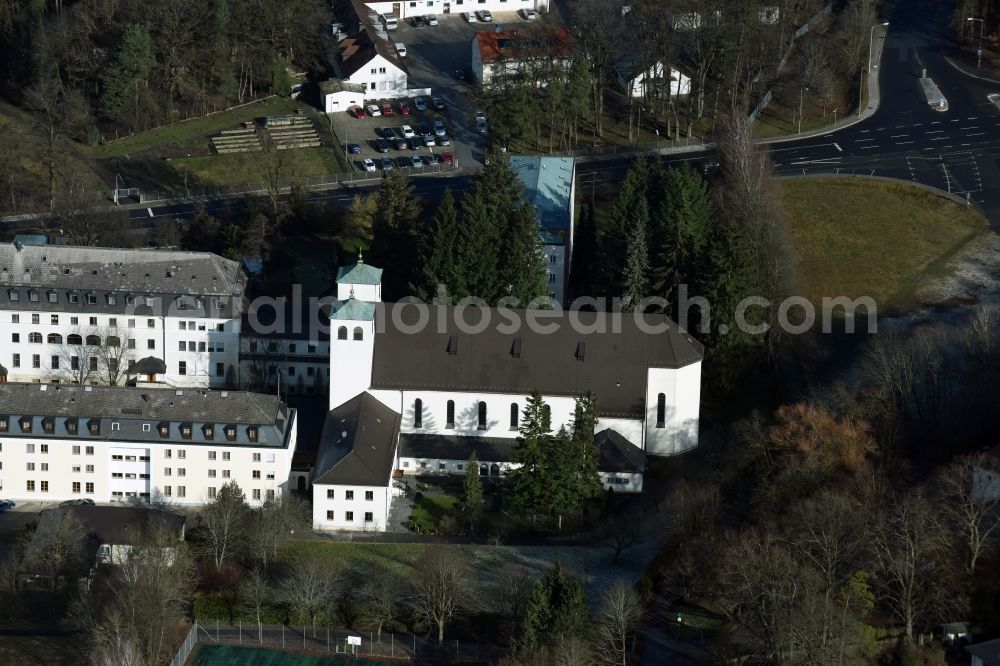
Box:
[778,173,982,212]
[942,55,1000,85]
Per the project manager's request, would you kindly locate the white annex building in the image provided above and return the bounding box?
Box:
[363,0,549,20]
[0,241,245,389]
[0,382,297,505]
[311,260,703,532]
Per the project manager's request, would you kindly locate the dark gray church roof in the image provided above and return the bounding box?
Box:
[313,393,400,486]
[371,304,703,417]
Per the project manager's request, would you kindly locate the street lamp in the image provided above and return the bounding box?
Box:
[967,17,985,68]
[861,21,890,117]
[798,86,810,134]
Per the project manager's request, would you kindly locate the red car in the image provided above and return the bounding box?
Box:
[349,105,366,119]
[441,151,454,165]
[381,103,394,116]
[399,101,412,115]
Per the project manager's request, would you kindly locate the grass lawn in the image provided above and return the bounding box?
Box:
[193,645,395,666]
[0,630,80,666]
[89,96,301,159]
[407,494,459,533]
[782,178,988,311]
[168,148,342,188]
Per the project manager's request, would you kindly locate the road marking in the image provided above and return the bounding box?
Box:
[930,121,942,125]
[930,137,948,141]
[966,132,986,137]
[770,142,841,152]
[790,158,842,165]
[855,138,876,142]
[147,208,154,217]
[859,129,870,133]
[860,145,879,150]
[925,130,945,134]
[968,117,978,120]
[896,141,915,145]
[914,123,923,127]
[833,143,842,152]
[895,125,906,128]
[950,118,960,122]
[959,126,979,130]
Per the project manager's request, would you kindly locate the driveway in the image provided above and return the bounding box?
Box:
[0,501,58,532]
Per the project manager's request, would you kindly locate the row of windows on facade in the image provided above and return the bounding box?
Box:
[335,326,365,341]
[6,355,227,378]
[409,394,671,430]
[6,288,227,311]
[0,419,259,441]
[11,333,225,353]
[20,481,274,502]
[9,313,227,332]
[324,489,375,500]
[163,468,275,480]
[327,510,374,522]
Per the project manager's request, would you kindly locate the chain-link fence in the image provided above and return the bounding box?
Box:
[169,620,499,664]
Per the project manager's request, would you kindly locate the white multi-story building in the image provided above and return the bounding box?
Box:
[362,0,549,20]
[0,382,297,506]
[330,0,411,100]
[471,26,573,86]
[0,242,246,388]
[312,259,703,531]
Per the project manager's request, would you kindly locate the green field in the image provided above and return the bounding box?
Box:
[407,494,459,533]
[193,645,394,666]
[89,96,302,159]
[781,177,988,311]
[169,148,342,187]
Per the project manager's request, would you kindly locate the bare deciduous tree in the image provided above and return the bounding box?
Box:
[241,567,271,642]
[936,452,1000,575]
[595,581,642,666]
[356,578,396,642]
[281,556,338,637]
[198,480,248,570]
[22,508,86,592]
[246,493,309,569]
[411,545,472,644]
[53,327,135,386]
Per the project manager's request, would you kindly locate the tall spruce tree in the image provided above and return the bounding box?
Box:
[510,391,553,521]
[414,188,460,300]
[519,562,591,651]
[621,199,651,312]
[370,170,421,298]
[455,186,500,301]
[499,202,548,305]
[463,451,483,531]
[570,393,603,501]
[599,158,648,295]
[653,166,714,313]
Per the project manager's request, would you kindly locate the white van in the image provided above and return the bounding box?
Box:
[382,14,398,30]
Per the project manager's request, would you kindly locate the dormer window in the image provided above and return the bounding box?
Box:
[0,416,7,432]
[47,291,58,304]
[125,295,135,305]
[66,418,78,435]
[225,425,237,441]
[88,419,100,435]
[180,423,192,439]
[158,422,170,438]
[42,417,55,434]
[28,290,39,303]
[7,289,18,301]
[145,296,154,307]
[247,426,259,442]
[19,416,31,433]
[202,424,215,440]
[107,294,117,305]
[68,292,79,304]
[87,293,97,305]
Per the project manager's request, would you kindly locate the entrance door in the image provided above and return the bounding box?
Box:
[393,2,400,17]
[297,476,306,492]
[443,2,450,13]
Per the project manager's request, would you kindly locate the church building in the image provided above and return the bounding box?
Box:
[310,260,704,532]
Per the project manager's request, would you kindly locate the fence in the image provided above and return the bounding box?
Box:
[170,622,199,666]
[167,620,499,665]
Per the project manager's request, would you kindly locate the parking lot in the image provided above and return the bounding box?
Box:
[329,10,538,173]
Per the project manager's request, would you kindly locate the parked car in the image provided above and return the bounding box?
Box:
[375,138,391,153]
[432,96,447,111]
[395,42,407,57]
[393,136,409,150]
[410,155,423,168]
[414,96,427,112]
[418,126,436,145]
[0,500,17,513]
[433,119,447,137]
[381,103,394,116]
[425,153,442,166]
[379,126,396,139]
[348,143,362,155]
[380,157,394,170]
[411,15,425,27]
[362,158,377,172]
[475,9,493,21]
[59,498,94,507]
[400,124,415,138]
[349,105,366,119]
[520,8,538,20]
[425,14,438,25]
[475,110,488,134]
[365,104,382,117]
[441,151,455,165]
[462,11,476,22]
[399,101,413,115]
[408,136,425,149]
[437,134,451,146]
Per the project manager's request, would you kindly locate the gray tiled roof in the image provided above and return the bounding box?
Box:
[594,429,645,473]
[0,383,294,448]
[371,304,704,418]
[313,392,400,486]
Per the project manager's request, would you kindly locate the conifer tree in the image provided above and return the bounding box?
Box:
[653,165,714,312]
[499,202,548,305]
[455,186,500,302]
[463,451,483,531]
[621,199,651,312]
[599,158,648,295]
[370,170,421,298]
[414,188,460,300]
[519,562,591,651]
[510,391,553,521]
[570,392,603,501]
